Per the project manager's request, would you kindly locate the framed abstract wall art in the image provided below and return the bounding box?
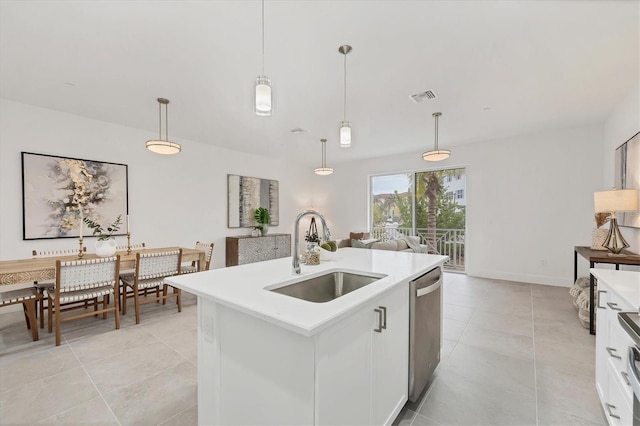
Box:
[21,152,129,240]
[227,174,279,228]
[614,131,639,228]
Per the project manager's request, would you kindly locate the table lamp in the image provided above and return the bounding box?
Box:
[593,188,639,254]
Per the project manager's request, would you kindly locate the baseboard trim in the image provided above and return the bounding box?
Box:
[467,270,571,287]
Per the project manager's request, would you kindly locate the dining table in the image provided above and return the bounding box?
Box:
[0,246,207,285]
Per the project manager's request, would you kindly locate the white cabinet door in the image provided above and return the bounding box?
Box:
[315,304,372,425]
[316,283,409,425]
[372,283,409,425]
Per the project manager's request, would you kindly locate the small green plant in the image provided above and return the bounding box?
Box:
[83,215,122,241]
[254,207,270,230]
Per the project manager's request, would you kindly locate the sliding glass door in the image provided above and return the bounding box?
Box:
[370,168,466,272]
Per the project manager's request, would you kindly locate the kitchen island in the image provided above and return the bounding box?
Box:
[166,248,447,425]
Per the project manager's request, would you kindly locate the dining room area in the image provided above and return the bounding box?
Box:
[0,242,212,425]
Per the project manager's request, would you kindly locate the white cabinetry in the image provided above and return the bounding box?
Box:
[199,283,409,425]
[595,278,634,425]
[316,282,408,425]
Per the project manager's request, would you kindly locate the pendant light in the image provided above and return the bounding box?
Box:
[255,0,272,116]
[422,112,450,162]
[145,98,181,155]
[338,45,352,147]
[314,138,334,176]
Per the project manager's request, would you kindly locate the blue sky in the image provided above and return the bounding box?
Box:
[371,174,412,195]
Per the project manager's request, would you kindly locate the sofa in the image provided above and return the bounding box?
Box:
[336,232,428,253]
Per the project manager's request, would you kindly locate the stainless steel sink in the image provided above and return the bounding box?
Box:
[270,270,385,303]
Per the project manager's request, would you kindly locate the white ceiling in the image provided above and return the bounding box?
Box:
[1,0,638,167]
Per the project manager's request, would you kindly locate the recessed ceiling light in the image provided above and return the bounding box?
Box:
[63,82,76,87]
[482,107,491,111]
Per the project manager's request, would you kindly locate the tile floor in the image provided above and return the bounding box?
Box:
[0,274,605,425]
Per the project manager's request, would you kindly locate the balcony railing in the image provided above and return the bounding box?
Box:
[371,226,466,272]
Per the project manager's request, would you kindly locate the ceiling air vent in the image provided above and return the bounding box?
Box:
[409,89,437,103]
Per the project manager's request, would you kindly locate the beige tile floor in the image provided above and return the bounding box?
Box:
[0,274,605,425]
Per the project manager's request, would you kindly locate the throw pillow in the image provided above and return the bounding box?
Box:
[396,240,409,250]
[371,240,398,251]
[352,239,377,249]
[350,232,370,241]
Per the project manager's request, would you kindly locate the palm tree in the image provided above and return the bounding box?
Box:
[421,172,443,253]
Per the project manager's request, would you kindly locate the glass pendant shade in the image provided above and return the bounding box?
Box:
[146,97,181,155]
[340,121,351,147]
[145,140,181,155]
[255,76,272,116]
[422,149,451,162]
[314,167,334,176]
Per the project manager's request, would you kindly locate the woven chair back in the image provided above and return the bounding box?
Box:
[56,256,120,293]
[136,250,181,280]
[195,241,214,269]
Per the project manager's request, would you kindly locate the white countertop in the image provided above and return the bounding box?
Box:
[590,268,640,310]
[166,248,447,336]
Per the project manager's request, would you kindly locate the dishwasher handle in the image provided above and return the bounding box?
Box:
[412,267,442,298]
[417,280,441,297]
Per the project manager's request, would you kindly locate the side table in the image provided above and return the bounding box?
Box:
[573,246,640,335]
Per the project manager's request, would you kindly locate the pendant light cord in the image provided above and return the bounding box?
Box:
[165,101,169,142]
[343,53,347,121]
[434,114,438,150]
[261,0,265,75]
[321,139,327,167]
[158,101,162,140]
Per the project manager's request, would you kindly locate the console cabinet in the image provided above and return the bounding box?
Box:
[226,234,291,267]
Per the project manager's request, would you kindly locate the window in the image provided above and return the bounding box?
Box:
[370,168,467,272]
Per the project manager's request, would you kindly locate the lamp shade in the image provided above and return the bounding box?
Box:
[422,149,451,162]
[255,76,272,116]
[594,189,638,213]
[314,167,334,176]
[145,140,181,155]
[339,122,351,147]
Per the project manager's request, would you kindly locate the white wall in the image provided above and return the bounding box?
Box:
[321,125,605,287]
[603,87,640,257]
[0,98,313,270]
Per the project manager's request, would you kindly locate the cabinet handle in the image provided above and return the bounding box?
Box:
[379,306,387,330]
[605,403,620,419]
[606,302,622,311]
[621,371,630,386]
[606,347,622,359]
[597,290,607,309]
[374,308,383,333]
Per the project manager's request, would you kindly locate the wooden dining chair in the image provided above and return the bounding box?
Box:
[32,247,87,329]
[180,241,214,274]
[116,242,147,277]
[0,286,43,341]
[48,256,121,346]
[120,249,182,324]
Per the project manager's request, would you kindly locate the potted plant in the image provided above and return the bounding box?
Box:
[83,214,122,257]
[254,207,270,236]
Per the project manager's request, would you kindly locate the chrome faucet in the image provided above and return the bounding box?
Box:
[293,210,332,274]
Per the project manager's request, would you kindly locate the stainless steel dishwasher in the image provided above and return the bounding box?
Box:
[408,266,442,402]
